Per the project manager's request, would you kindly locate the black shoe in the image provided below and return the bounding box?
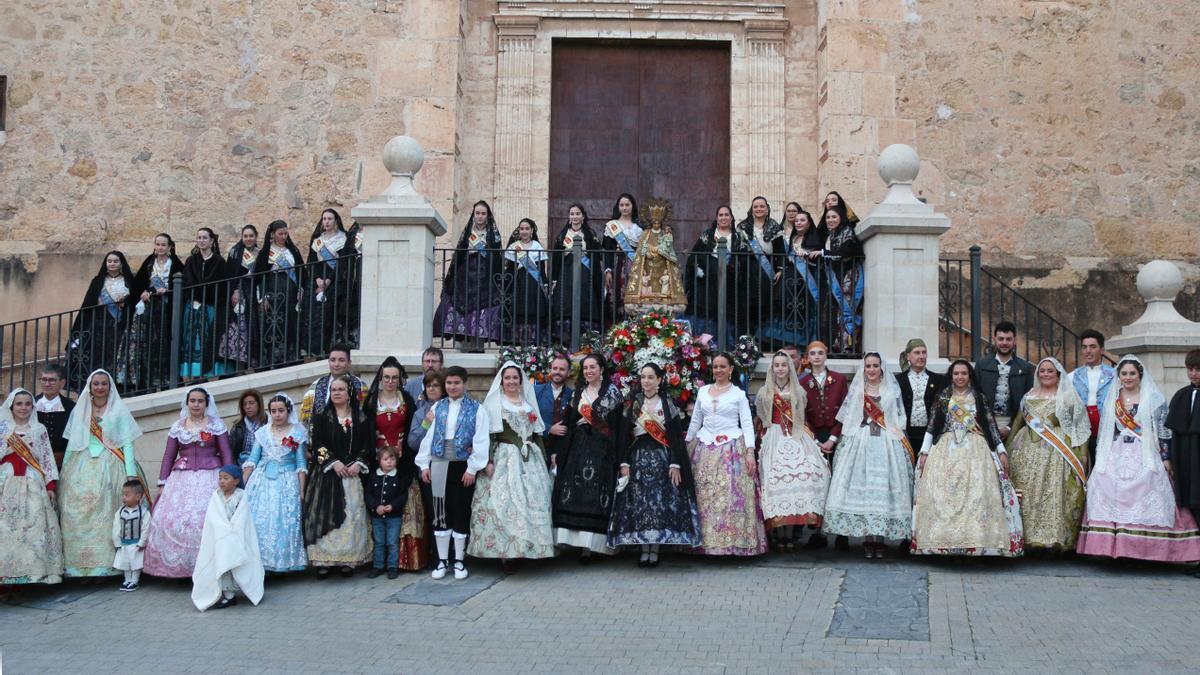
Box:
[579,552,592,566]
[214,596,238,610]
[648,557,660,568]
[804,534,828,550]
[316,567,331,579]
[835,535,850,551]
[367,568,384,579]
[339,566,354,578]
[386,568,400,580]
[637,557,650,568]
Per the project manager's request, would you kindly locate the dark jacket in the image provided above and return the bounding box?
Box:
[799,369,849,437]
[35,394,75,458]
[534,381,573,457]
[362,469,406,519]
[975,354,1034,418]
[895,369,947,429]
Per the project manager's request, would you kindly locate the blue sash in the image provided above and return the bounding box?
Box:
[827,260,864,331]
[313,237,339,270]
[788,250,820,302]
[270,249,298,284]
[468,233,489,258]
[747,235,775,276]
[562,232,591,269]
[430,397,479,461]
[150,273,169,292]
[607,222,636,262]
[99,287,121,320]
[514,249,545,284]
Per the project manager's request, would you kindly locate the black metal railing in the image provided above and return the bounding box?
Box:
[432,240,864,357]
[939,245,1103,370]
[0,254,361,398]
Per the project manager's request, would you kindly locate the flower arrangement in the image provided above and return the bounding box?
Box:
[600,311,712,403]
[731,334,763,380]
[497,344,570,384]
[282,436,299,451]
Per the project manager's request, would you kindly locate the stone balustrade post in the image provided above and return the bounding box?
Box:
[856,144,952,361]
[1107,260,1200,393]
[350,136,448,356]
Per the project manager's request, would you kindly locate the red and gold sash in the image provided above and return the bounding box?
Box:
[1115,398,1141,437]
[1024,410,1087,487]
[947,397,984,436]
[579,403,595,426]
[7,433,44,479]
[865,394,914,464]
[90,417,153,505]
[638,409,670,448]
[772,394,794,436]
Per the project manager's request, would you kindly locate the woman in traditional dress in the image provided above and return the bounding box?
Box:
[754,351,830,551]
[408,370,445,454]
[68,252,135,389]
[304,209,361,354]
[686,352,768,556]
[911,359,1023,557]
[822,191,860,228]
[219,224,259,370]
[609,363,701,566]
[1007,357,1091,551]
[131,234,184,389]
[553,353,622,560]
[142,387,233,578]
[550,203,608,340]
[824,353,914,558]
[433,201,504,352]
[820,208,864,354]
[365,357,428,573]
[0,388,64,585]
[180,227,228,379]
[59,369,150,577]
[623,199,687,314]
[735,196,785,336]
[1076,355,1200,561]
[603,193,642,321]
[303,374,373,576]
[684,206,742,343]
[242,392,308,573]
[254,220,305,367]
[468,362,556,572]
[503,218,552,344]
[229,390,267,465]
[764,204,823,348]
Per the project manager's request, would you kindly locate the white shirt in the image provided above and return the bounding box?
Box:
[36,395,65,413]
[810,368,828,393]
[907,368,930,427]
[686,384,755,448]
[415,396,491,475]
[1085,365,1103,406]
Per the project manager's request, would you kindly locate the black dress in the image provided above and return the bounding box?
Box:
[253,243,305,367]
[734,219,786,336]
[180,253,228,378]
[303,405,371,547]
[67,273,134,389]
[1167,385,1200,510]
[683,227,741,344]
[130,253,184,388]
[303,229,362,354]
[766,228,824,348]
[552,384,623,548]
[433,224,504,343]
[218,243,258,367]
[503,242,552,344]
[821,225,864,354]
[550,225,606,338]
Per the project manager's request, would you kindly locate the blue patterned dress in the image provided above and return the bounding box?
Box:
[243,423,308,572]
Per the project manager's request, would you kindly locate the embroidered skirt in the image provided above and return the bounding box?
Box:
[60,451,146,577]
[823,429,913,539]
[690,437,767,556]
[607,437,701,548]
[759,425,830,530]
[306,477,373,566]
[467,442,555,559]
[143,468,219,577]
[0,469,64,584]
[245,467,308,572]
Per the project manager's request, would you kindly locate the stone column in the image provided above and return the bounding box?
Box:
[856,144,951,361]
[1107,260,1200,393]
[350,136,449,356]
[735,19,789,209]
[492,15,541,235]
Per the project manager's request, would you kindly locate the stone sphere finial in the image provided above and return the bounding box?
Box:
[878,144,920,186]
[383,136,424,177]
[1136,260,1184,303]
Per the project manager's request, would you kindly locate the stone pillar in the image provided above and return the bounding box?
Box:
[350,136,449,356]
[1107,260,1200,393]
[492,15,541,236]
[856,144,951,361]
[736,19,789,210]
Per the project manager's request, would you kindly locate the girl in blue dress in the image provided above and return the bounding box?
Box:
[242,393,308,572]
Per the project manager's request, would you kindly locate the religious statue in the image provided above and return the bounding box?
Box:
[624,198,687,314]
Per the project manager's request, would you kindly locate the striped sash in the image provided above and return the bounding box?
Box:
[1024,410,1087,487]
[6,433,44,479]
[865,394,914,464]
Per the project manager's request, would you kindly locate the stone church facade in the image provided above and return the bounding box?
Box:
[1,0,1196,336]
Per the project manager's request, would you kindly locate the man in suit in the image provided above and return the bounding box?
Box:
[404,346,445,401]
[895,338,946,461]
[1069,329,1115,470]
[534,355,573,468]
[35,363,76,470]
[798,341,849,550]
[975,321,1034,438]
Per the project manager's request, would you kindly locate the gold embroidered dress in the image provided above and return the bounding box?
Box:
[1008,397,1088,549]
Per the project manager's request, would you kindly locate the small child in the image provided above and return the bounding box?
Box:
[191,465,264,611]
[363,447,407,580]
[111,480,150,592]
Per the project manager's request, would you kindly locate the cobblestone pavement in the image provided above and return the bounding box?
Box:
[3,548,1199,674]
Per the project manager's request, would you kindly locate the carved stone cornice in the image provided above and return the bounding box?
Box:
[495,1,786,23]
[494,14,541,37]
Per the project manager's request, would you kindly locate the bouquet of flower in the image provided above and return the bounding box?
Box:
[497,344,569,384]
[731,334,762,379]
[601,311,712,404]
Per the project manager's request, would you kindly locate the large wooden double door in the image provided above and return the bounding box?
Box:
[549,40,731,248]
